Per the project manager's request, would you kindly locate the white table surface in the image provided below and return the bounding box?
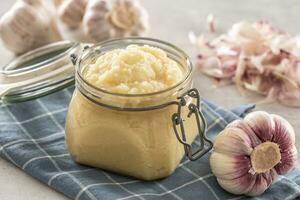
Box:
[0,0,300,199]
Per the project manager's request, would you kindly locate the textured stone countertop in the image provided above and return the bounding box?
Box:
[0,0,299,199]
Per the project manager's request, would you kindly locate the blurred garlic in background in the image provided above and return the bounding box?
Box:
[83,0,112,42]
[0,0,149,55]
[0,0,62,55]
[56,0,89,42]
[107,0,149,37]
[57,0,149,43]
[59,0,87,29]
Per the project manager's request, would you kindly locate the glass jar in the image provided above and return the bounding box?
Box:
[65,38,212,180]
[0,41,80,103]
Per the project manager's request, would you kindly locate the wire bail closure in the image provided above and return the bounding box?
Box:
[172,88,213,161]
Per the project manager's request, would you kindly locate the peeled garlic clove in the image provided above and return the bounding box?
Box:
[58,0,87,29]
[244,111,274,141]
[210,152,251,180]
[213,127,253,155]
[0,0,61,55]
[82,0,112,42]
[210,111,297,196]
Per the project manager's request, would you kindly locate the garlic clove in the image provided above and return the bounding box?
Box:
[57,0,149,43]
[275,146,297,175]
[121,0,149,36]
[0,0,61,55]
[246,169,277,196]
[53,0,63,7]
[244,111,274,141]
[213,127,253,156]
[58,0,87,29]
[246,174,269,196]
[264,168,278,186]
[217,170,277,196]
[108,0,137,30]
[217,170,278,196]
[130,6,149,36]
[272,114,296,151]
[82,0,112,42]
[107,0,149,37]
[217,173,256,195]
[227,119,262,148]
[210,152,251,180]
[34,1,62,40]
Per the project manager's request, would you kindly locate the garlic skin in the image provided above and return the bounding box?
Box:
[210,111,297,196]
[107,0,149,37]
[0,0,62,55]
[0,0,149,54]
[57,0,149,43]
[83,0,112,42]
[193,21,300,107]
[83,0,149,41]
[58,0,87,29]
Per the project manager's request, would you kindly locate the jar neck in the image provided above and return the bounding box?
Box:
[76,74,193,111]
[74,37,193,111]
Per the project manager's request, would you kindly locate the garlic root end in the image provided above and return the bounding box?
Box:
[250,141,281,174]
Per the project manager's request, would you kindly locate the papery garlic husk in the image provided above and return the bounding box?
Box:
[82,0,112,42]
[58,0,87,29]
[83,0,149,41]
[210,111,297,196]
[107,0,149,37]
[193,21,300,107]
[57,0,149,43]
[0,0,62,55]
[53,0,64,7]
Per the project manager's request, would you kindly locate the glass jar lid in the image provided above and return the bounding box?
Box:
[0,41,80,104]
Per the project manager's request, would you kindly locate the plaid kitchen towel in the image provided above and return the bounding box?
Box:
[1,86,300,200]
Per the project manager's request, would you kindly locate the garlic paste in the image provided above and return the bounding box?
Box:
[84,45,183,94]
[65,44,197,180]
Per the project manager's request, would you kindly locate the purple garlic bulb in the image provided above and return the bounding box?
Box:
[210,111,297,196]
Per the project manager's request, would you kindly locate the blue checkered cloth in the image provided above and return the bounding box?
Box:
[1,87,300,200]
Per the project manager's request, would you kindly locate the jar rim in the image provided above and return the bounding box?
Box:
[75,37,193,98]
[0,41,79,104]
[1,41,77,76]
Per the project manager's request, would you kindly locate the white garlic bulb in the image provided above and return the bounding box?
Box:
[57,0,149,43]
[210,111,297,196]
[107,0,149,37]
[0,0,62,55]
[53,0,63,7]
[83,0,112,42]
[58,0,87,29]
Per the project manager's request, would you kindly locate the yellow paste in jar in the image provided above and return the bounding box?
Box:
[84,45,183,94]
[66,44,197,180]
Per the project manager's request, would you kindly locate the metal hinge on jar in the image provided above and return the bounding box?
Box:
[172,88,213,161]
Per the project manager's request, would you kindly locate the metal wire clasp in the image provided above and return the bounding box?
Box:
[172,88,213,161]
